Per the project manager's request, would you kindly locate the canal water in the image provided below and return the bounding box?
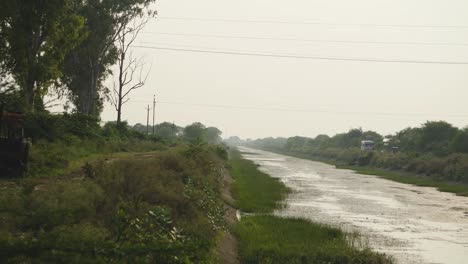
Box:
[239,147,468,264]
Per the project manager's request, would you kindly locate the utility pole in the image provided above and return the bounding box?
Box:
[152,95,156,135]
[146,104,151,135]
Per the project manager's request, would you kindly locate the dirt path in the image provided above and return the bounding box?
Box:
[215,168,240,264]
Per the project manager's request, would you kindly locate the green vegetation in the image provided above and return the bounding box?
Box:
[229,148,393,264]
[243,121,468,190]
[230,149,289,213]
[338,165,468,196]
[1,143,229,263]
[236,216,392,264]
[1,0,157,114]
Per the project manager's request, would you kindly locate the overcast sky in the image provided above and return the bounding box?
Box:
[98,0,468,139]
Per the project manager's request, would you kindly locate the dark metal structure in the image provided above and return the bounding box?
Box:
[0,104,29,177]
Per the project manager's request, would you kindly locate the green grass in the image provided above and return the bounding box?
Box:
[338,165,468,196]
[229,148,393,264]
[235,215,393,264]
[230,149,289,213]
[27,139,166,178]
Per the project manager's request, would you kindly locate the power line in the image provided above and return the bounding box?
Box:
[158,16,468,29]
[142,31,468,47]
[126,99,468,118]
[131,45,468,65]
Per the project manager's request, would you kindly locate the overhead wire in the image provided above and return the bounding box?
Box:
[141,31,468,47]
[131,45,468,65]
[157,16,468,29]
[124,100,468,118]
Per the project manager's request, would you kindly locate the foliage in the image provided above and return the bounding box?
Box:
[60,0,156,115]
[133,122,181,141]
[246,121,468,184]
[205,127,222,144]
[235,216,393,264]
[1,144,227,263]
[183,122,206,142]
[1,0,86,111]
[24,112,100,142]
[230,149,289,213]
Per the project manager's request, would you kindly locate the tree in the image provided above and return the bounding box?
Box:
[285,136,309,153]
[183,123,206,142]
[154,122,180,141]
[395,127,422,152]
[419,121,458,155]
[1,0,86,111]
[451,127,468,153]
[60,0,156,116]
[204,127,222,144]
[110,17,151,124]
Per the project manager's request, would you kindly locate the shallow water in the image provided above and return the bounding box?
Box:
[239,147,468,264]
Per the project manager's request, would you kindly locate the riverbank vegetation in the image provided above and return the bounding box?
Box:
[238,121,468,195]
[229,149,393,264]
[230,149,289,213]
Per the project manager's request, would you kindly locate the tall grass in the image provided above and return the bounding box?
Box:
[230,149,289,213]
[235,216,393,264]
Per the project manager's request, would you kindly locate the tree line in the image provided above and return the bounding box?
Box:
[228,121,468,183]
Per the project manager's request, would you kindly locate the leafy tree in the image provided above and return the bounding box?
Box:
[419,121,458,155]
[154,122,180,141]
[451,127,468,153]
[61,0,156,116]
[312,134,331,150]
[1,0,86,111]
[183,123,206,142]
[204,127,222,144]
[285,136,309,152]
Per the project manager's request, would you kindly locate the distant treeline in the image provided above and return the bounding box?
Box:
[226,121,468,183]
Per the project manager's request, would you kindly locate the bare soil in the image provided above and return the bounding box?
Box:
[215,168,240,264]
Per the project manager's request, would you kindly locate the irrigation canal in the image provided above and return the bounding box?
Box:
[239,147,468,264]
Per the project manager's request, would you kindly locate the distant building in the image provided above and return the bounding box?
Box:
[361,140,375,151]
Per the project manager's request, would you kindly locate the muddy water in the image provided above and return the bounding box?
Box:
[239,147,468,264]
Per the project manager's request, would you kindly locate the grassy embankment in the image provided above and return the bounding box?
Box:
[1,143,229,263]
[229,149,393,264]
[337,165,468,196]
[258,148,468,197]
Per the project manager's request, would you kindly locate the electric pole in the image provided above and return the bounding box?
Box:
[146,104,151,135]
[152,95,156,135]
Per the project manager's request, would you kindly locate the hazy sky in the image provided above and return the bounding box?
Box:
[98,0,468,139]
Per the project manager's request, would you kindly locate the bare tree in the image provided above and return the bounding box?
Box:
[109,18,151,125]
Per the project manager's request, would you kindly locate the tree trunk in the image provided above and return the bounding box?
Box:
[25,70,36,112]
[116,35,125,125]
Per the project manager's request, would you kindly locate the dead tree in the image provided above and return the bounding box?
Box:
[109,18,151,125]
